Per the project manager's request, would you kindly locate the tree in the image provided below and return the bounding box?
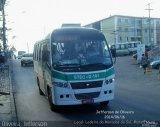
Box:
[0,43,2,51]
[10,45,16,52]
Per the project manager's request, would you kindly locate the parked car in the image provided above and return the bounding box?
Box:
[150,59,160,69]
[21,53,33,67]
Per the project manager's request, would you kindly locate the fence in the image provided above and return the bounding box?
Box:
[0,64,10,95]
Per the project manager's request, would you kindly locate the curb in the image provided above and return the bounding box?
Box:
[9,60,17,121]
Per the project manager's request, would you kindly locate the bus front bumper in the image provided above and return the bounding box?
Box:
[52,90,114,106]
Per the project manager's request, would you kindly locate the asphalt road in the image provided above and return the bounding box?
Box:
[11,56,160,126]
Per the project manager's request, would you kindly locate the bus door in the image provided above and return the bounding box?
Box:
[41,44,50,95]
[38,44,48,94]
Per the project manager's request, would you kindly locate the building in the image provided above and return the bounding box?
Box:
[85,15,160,46]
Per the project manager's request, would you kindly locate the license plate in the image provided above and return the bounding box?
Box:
[82,99,94,104]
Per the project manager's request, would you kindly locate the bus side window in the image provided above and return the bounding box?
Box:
[42,45,49,62]
[38,44,41,62]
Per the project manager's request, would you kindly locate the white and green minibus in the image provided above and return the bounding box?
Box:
[33,27,115,111]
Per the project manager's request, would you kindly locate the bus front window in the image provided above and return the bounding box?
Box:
[52,40,112,71]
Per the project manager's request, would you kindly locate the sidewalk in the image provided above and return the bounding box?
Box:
[0,61,16,121]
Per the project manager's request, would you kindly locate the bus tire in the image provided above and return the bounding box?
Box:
[37,78,44,95]
[100,101,109,107]
[47,87,58,112]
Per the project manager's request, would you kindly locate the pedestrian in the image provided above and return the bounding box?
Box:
[141,54,148,74]
[145,50,151,72]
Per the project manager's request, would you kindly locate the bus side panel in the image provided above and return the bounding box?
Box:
[34,61,46,94]
[44,65,52,95]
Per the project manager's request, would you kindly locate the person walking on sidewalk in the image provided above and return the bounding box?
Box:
[141,54,148,74]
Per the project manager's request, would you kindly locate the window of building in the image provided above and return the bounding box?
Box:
[150,20,154,24]
[143,19,148,24]
[135,19,141,25]
[137,20,141,25]
[131,20,135,25]
[125,19,128,23]
[118,18,122,23]
[118,27,122,32]
[119,36,122,41]
[145,37,148,42]
[125,28,128,32]
[156,21,160,24]
[151,29,153,33]
[137,29,142,34]
[145,28,148,33]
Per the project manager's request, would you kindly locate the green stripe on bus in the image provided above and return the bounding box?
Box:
[52,67,114,81]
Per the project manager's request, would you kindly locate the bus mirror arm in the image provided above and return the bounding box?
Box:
[110,48,116,64]
[110,48,116,58]
[113,57,116,64]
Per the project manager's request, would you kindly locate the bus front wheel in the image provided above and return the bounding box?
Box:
[47,87,58,112]
[100,101,109,107]
[37,78,44,95]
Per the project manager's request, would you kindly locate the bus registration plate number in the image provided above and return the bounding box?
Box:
[82,99,94,104]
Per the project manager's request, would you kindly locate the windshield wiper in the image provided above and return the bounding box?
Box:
[82,63,104,66]
[81,63,111,67]
[56,63,81,67]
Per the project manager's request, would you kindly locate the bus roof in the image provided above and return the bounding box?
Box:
[51,27,105,40]
[34,27,106,45]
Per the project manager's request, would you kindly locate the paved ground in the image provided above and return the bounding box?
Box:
[0,61,16,121]
[0,57,160,127]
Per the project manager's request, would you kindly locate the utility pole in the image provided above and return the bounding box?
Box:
[111,30,119,44]
[145,3,153,46]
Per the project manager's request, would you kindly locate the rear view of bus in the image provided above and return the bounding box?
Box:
[34,27,115,111]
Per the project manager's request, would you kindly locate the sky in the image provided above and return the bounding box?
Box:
[5,0,160,53]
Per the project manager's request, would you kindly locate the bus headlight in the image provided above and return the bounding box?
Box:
[53,82,70,88]
[105,78,114,85]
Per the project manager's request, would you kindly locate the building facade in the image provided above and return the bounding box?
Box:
[85,15,160,46]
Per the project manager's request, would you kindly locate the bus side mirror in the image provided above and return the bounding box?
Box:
[110,48,116,58]
[42,50,49,62]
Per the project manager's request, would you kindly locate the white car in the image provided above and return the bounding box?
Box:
[21,53,33,67]
[150,59,160,69]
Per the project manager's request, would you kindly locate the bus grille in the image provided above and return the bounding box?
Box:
[70,81,103,89]
[75,92,100,100]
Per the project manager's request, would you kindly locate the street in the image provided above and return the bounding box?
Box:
[11,56,160,126]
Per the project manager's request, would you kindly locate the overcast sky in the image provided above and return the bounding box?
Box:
[5,0,160,52]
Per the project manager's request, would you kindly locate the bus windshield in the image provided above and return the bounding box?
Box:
[52,39,112,71]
